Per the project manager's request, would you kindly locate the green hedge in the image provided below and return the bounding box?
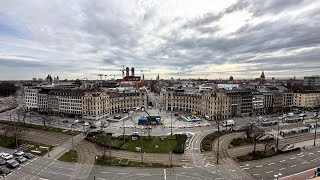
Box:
[201,130,229,151]
[172,134,187,153]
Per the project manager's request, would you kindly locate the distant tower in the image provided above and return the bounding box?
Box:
[229,76,234,81]
[260,71,265,80]
[125,67,130,77]
[131,67,135,76]
[156,74,159,81]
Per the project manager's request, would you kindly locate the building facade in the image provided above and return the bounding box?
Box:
[24,88,39,110]
[293,90,320,108]
[304,75,320,86]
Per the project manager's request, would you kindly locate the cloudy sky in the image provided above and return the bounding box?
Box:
[1,0,320,80]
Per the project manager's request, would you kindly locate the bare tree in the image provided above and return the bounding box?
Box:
[263,138,275,152]
[252,127,264,158]
[94,132,111,157]
[16,106,28,124]
[244,124,254,139]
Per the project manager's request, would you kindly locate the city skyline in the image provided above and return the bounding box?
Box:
[1,0,320,80]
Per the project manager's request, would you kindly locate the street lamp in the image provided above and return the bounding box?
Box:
[314,117,318,146]
[274,173,282,180]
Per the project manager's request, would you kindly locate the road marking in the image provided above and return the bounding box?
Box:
[164,169,166,180]
[229,170,236,172]
[266,171,273,174]
[101,172,110,174]
[117,173,126,175]
[299,155,305,157]
[301,162,307,164]
[256,165,263,168]
[215,178,224,180]
[290,157,296,160]
[17,167,21,170]
[206,163,215,167]
[309,153,314,155]
[297,153,303,156]
[253,174,259,176]
[279,160,286,162]
[136,173,152,176]
[311,159,317,162]
[97,178,106,180]
[317,150,320,153]
[242,168,249,170]
[39,178,50,180]
[268,163,275,165]
[291,165,297,167]
[279,168,286,171]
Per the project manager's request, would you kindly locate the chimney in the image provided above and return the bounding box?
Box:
[131,67,135,76]
[125,67,129,77]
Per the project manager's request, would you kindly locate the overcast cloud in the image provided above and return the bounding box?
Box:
[0,0,320,80]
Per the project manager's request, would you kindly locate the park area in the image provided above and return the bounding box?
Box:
[85,132,187,154]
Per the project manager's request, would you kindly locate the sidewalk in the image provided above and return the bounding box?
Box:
[45,133,84,160]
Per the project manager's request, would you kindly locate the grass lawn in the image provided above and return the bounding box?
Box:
[95,155,174,168]
[86,132,187,154]
[58,150,78,163]
[0,134,53,156]
[201,130,230,151]
[229,138,253,148]
[0,120,80,135]
[124,136,177,153]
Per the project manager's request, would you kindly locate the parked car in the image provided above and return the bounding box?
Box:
[5,159,19,168]
[0,153,13,160]
[62,120,69,123]
[299,114,307,117]
[15,156,27,163]
[0,166,11,176]
[23,153,34,159]
[13,150,25,156]
[0,159,5,166]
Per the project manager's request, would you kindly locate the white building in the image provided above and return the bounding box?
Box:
[24,88,40,110]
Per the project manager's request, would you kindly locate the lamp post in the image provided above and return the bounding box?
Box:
[140,128,144,164]
[314,118,318,146]
[170,113,173,137]
[216,114,220,165]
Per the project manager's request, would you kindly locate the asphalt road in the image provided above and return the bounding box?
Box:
[240,147,320,180]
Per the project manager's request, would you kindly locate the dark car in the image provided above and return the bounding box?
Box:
[15,156,27,163]
[0,166,11,176]
[0,159,5,166]
[23,153,34,159]
[5,159,19,169]
[62,120,69,123]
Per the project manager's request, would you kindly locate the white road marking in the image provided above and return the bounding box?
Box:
[279,168,286,171]
[117,173,126,175]
[253,174,259,176]
[256,165,263,168]
[317,150,320,153]
[39,178,50,180]
[97,178,106,180]
[279,160,286,163]
[290,157,296,160]
[164,169,166,180]
[215,178,224,180]
[299,155,305,157]
[266,171,273,174]
[242,168,249,170]
[301,162,307,164]
[100,172,110,174]
[309,153,314,155]
[291,165,297,167]
[311,159,317,162]
[136,173,152,176]
[268,163,275,165]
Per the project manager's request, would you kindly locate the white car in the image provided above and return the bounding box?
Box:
[13,150,24,156]
[0,153,13,160]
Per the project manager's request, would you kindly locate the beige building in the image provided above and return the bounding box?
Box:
[293,90,320,108]
[109,90,148,114]
[83,91,109,120]
[165,90,231,120]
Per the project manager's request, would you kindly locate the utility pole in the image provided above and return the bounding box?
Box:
[71,125,75,151]
[216,114,220,165]
[314,118,318,146]
[171,113,173,137]
[140,128,144,164]
[277,116,282,150]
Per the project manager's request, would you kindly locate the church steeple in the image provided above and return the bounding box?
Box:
[260,71,265,80]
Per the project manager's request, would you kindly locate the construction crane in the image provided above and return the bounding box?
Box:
[99,65,126,78]
[140,69,151,80]
[90,74,108,89]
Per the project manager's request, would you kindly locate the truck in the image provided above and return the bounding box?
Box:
[221,120,235,127]
[138,117,148,125]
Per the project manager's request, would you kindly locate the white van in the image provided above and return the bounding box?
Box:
[222,120,235,127]
[287,112,294,117]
